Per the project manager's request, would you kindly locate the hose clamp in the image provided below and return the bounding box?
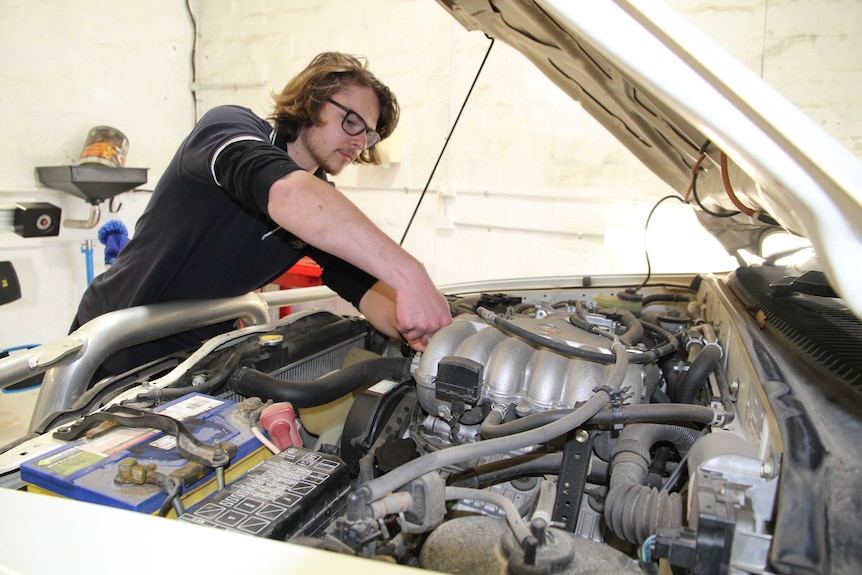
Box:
[490,403,509,418]
[595,386,632,431]
[709,404,727,427]
[684,332,704,352]
[703,340,724,359]
[611,404,625,432]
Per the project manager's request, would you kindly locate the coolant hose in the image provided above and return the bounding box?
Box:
[230,357,411,409]
[478,307,617,364]
[355,339,629,504]
[567,307,645,348]
[675,344,722,404]
[604,423,700,544]
[640,321,681,361]
[478,307,678,365]
[479,403,722,439]
[641,294,691,306]
[602,307,644,346]
[450,452,609,488]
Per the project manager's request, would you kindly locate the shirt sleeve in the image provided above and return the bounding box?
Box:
[304,246,379,309]
[212,139,303,218]
[214,140,379,308]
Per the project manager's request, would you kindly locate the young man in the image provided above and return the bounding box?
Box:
[72,52,452,376]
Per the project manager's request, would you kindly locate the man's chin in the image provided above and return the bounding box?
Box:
[323,159,351,176]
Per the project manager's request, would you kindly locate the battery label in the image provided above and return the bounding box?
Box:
[159,395,224,420]
[34,426,157,477]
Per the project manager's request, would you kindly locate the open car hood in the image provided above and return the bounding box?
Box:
[435,0,862,317]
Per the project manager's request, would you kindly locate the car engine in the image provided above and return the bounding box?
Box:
[5,265,861,575]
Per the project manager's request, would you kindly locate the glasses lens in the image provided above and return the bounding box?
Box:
[365,130,381,148]
[333,101,380,149]
[341,111,365,136]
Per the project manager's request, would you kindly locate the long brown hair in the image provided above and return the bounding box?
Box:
[269,52,399,165]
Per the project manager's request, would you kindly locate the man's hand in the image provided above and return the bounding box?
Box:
[394,273,452,351]
[359,279,452,351]
[270,171,453,349]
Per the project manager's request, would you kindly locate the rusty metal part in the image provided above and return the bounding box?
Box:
[54,405,232,468]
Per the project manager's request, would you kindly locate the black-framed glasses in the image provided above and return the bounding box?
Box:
[327,98,380,149]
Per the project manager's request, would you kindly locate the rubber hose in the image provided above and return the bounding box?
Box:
[568,308,644,347]
[479,307,616,364]
[357,452,376,486]
[481,306,676,365]
[449,452,609,488]
[604,424,700,544]
[640,321,681,360]
[479,403,718,439]
[651,386,671,403]
[675,345,722,404]
[641,294,691,306]
[600,308,644,346]
[642,364,661,403]
[230,357,411,409]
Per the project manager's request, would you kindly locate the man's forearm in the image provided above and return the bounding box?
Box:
[267,170,424,291]
[267,170,452,348]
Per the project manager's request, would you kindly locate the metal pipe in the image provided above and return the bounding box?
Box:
[64,203,101,229]
[27,293,271,433]
[258,284,336,308]
[81,240,94,284]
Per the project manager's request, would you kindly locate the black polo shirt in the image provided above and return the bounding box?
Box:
[75,105,377,375]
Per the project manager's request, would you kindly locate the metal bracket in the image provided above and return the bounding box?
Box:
[53,404,232,468]
[553,429,596,531]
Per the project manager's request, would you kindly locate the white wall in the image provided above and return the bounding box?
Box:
[192,0,862,286]
[0,0,193,349]
[0,0,859,352]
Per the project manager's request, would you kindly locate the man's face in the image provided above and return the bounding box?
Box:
[295,82,380,175]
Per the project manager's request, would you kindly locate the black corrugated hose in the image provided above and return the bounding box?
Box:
[604,423,700,544]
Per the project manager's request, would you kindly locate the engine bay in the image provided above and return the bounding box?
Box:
[6,266,860,574]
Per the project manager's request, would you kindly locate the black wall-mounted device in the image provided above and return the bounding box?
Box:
[13,202,61,237]
[0,261,21,305]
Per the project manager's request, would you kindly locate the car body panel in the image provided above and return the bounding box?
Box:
[436,0,862,316]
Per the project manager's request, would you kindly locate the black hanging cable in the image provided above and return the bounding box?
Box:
[686,140,739,218]
[635,195,685,292]
[185,0,199,121]
[691,171,740,218]
[399,36,495,246]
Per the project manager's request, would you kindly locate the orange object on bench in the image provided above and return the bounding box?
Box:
[271,257,322,317]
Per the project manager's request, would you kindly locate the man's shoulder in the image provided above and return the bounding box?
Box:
[183,105,273,160]
[199,105,269,130]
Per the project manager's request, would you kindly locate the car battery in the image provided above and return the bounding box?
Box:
[178,446,348,540]
[21,393,268,515]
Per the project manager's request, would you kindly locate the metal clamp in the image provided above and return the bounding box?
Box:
[54,404,232,468]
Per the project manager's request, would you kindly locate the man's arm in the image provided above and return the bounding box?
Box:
[357,281,399,339]
[267,170,451,349]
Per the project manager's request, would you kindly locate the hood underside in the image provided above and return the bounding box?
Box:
[435,0,862,318]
